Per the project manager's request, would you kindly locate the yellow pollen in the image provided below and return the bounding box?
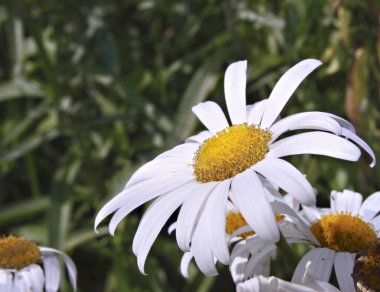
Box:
[0,236,41,270]
[226,211,283,239]
[193,124,271,183]
[310,212,377,253]
[352,239,380,291]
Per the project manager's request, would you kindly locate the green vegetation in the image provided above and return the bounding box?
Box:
[0,0,379,290]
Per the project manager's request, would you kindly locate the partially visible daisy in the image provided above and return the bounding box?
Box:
[95,59,375,275]
[237,262,340,292]
[0,235,77,292]
[352,239,380,291]
[292,190,380,292]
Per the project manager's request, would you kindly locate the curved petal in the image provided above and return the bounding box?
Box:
[236,276,279,292]
[191,209,218,276]
[331,190,362,215]
[260,59,322,128]
[13,271,27,292]
[292,248,335,283]
[176,182,217,252]
[94,174,192,233]
[302,261,341,292]
[224,60,247,124]
[359,191,380,221]
[341,128,376,167]
[180,252,194,278]
[132,182,193,274]
[185,130,213,144]
[42,255,60,292]
[192,101,229,134]
[39,247,77,291]
[0,270,13,292]
[247,99,268,125]
[334,252,355,292]
[243,244,276,280]
[231,170,279,243]
[268,132,361,162]
[252,158,315,205]
[270,115,342,142]
[203,179,231,264]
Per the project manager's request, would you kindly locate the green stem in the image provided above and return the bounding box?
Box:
[277,232,298,272]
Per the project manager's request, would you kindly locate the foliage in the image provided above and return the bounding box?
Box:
[0,0,379,290]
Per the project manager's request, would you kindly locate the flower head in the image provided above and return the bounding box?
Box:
[292,190,380,291]
[95,59,375,276]
[0,235,77,292]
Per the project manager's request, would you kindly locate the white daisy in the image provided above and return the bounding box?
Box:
[95,59,375,275]
[292,190,380,292]
[0,235,77,292]
[237,262,340,292]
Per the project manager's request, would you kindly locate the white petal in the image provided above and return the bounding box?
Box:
[271,201,319,245]
[13,271,27,292]
[0,270,12,292]
[359,191,380,222]
[126,157,192,188]
[15,265,44,292]
[132,182,193,274]
[252,158,315,205]
[292,248,335,283]
[341,128,376,167]
[370,214,380,231]
[231,170,279,243]
[247,99,268,125]
[176,182,217,251]
[302,205,322,224]
[224,60,247,124]
[155,143,199,160]
[192,101,229,134]
[39,247,77,291]
[42,255,60,292]
[268,132,361,162]
[185,130,212,144]
[243,244,276,281]
[94,174,191,233]
[331,190,362,215]
[301,261,341,292]
[191,209,218,276]
[334,252,355,292]
[167,223,176,235]
[237,276,279,292]
[180,252,193,278]
[203,180,231,264]
[260,59,322,128]
[230,249,249,284]
[270,113,342,141]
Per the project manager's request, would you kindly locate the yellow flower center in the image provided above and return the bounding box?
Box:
[226,211,283,239]
[310,212,377,253]
[353,240,380,291]
[193,124,271,183]
[0,236,41,269]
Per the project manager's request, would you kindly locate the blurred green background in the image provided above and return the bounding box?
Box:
[0,0,379,291]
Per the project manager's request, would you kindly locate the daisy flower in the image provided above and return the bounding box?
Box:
[237,262,340,292]
[292,190,380,292]
[0,235,77,292]
[95,59,375,275]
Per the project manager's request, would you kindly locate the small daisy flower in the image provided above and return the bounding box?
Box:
[95,59,375,275]
[237,262,340,292]
[0,235,77,292]
[292,190,380,292]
